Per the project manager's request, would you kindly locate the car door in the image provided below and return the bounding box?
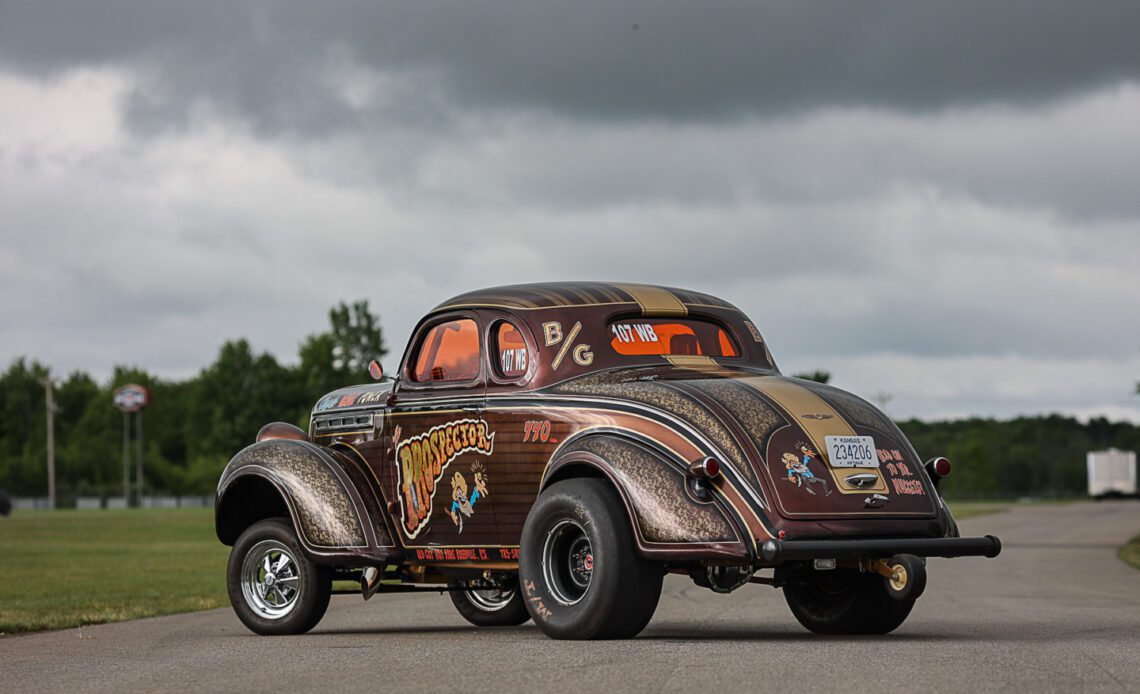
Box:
[479,310,545,553]
[387,312,495,551]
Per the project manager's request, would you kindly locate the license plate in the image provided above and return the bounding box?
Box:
[825,435,879,468]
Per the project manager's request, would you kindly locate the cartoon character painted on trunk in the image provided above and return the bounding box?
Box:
[782,445,832,496]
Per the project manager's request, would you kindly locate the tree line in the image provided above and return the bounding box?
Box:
[1,317,1136,501]
[0,301,386,501]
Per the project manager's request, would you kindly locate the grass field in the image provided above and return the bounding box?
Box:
[0,508,228,634]
[0,501,1013,635]
[947,502,1010,520]
[1121,533,1140,572]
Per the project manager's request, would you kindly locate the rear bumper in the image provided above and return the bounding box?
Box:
[759,534,1001,564]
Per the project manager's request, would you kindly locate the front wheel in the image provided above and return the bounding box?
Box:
[226,518,332,635]
[783,568,915,635]
[449,580,531,627]
[519,478,664,640]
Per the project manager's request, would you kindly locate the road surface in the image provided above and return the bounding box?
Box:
[3,501,1139,693]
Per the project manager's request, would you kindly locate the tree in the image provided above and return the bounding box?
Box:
[792,370,831,384]
[298,300,387,396]
[186,340,304,462]
[0,358,50,494]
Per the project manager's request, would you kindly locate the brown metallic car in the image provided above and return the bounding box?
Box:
[216,282,1000,639]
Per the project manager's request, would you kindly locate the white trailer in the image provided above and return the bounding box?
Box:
[1087,449,1137,499]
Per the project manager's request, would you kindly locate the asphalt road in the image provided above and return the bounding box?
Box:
[4,501,1140,693]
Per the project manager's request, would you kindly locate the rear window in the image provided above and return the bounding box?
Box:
[609,319,740,357]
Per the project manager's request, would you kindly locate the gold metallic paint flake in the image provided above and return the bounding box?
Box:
[569,437,735,543]
[228,440,366,548]
[695,378,786,455]
[551,375,755,485]
[814,386,896,433]
[332,445,393,546]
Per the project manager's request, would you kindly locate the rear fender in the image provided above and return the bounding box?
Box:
[542,434,749,561]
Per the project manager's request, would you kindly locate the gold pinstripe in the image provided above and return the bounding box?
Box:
[618,283,688,316]
[665,355,722,371]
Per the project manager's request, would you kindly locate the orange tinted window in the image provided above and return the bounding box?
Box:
[413,319,480,382]
[717,329,739,357]
[610,320,740,357]
[495,322,530,378]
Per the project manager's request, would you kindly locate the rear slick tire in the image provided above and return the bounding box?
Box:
[519,478,664,640]
[783,568,915,635]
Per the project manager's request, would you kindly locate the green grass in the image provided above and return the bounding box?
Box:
[1120,533,1140,571]
[0,508,230,634]
[947,501,1010,520]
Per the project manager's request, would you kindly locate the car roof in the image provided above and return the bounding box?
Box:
[432,282,740,314]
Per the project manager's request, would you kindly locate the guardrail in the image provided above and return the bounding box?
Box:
[10,496,215,510]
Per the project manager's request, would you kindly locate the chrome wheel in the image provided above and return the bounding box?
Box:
[240,539,302,620]
[462,583,518,612]
[542,519,593,606]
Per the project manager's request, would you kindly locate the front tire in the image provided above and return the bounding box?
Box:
[227,518,332,635]
[519,478,664,640]
[448,580,531,627]
[783,568,915,635]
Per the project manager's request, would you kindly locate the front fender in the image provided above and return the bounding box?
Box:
[216,439,389,560]
[544,434,749,561]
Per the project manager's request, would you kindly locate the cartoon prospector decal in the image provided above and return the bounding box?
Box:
[396,419,495,539]
[782,443,832,496]
[448,462,489,533]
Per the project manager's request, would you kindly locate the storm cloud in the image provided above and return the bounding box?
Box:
[0,2,1138,421]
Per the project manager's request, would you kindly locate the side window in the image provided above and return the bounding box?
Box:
[494,321,530,379]
[412,318,480,383]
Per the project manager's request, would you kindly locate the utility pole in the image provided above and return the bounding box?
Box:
[41,378,56,510]
[136,410,144,506]
[122,410,131,503]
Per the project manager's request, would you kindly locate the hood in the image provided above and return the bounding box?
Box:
[312,382,394,414]
[551,366,938,520]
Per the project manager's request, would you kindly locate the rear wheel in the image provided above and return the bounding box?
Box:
[449,580,531,627]
[783,567,915,635]
[519,478,664,640]
[226,518,332,635]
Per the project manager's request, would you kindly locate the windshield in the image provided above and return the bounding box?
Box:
[609,319,739,357]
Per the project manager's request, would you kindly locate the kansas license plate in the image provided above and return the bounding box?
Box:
[825,435,879,468]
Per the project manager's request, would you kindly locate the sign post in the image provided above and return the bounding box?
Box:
[113,384,151,507]
[41,378,56,510]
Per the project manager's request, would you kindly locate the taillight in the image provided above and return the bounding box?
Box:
[689,457,721,478]
[925,456,952,485]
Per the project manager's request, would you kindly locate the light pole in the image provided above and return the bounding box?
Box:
[122,410,131,503]
[112,384,150,508]
[136,409,144,505]
[40,377,56,510]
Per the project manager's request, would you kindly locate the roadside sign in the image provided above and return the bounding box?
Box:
[113,384,150,412]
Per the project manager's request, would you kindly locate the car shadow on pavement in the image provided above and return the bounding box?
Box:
[640,625,950,642]
[310,624,497,637]
[309,623,959,642]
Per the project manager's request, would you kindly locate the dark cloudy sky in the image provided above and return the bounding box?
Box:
[1,1,1138,421]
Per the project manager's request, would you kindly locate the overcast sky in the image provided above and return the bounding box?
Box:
[1,1,1138,422]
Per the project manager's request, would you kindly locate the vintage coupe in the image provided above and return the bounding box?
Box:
[216,282,1000,639]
